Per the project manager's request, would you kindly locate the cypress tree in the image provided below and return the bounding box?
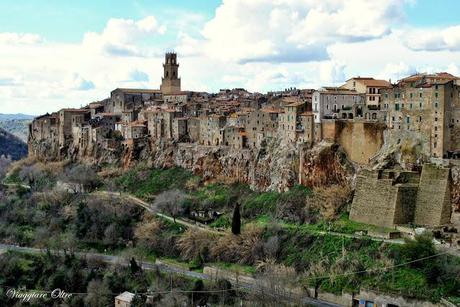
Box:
[231,203,241,235]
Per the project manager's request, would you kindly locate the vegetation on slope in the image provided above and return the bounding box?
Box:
[0,127,27,160]
[0,160,458,302]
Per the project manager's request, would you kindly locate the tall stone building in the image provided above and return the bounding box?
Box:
[160,52,181,95]
[381,72,460,158]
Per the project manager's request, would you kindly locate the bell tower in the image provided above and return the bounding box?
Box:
[160,52,181,95]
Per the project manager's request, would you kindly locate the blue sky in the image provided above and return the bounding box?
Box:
[1,0,460,114]
[1,0,458,41]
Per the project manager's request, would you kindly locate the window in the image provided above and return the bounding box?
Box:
[406,117,410,123]
[419,92,422,98]
[435,92,439,98]
[395,103,400,111]
[435,102,439,108]
[410,93,413,98]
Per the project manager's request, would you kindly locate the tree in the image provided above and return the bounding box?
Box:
[130,257,142,274]
[84,279,112,307]
[153,189,187,223]
[231,203,241,235]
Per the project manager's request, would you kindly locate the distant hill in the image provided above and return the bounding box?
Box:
[0,114,35,142]
[0,127,28,160]
[0,113,35,121]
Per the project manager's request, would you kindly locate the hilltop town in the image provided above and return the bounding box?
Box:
[0,51,452,306]
[28,53,460,234]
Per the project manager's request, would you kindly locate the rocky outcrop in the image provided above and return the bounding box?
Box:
[32,136,354,192]
[370,129,430,170]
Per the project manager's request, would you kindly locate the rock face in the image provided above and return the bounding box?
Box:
[31,136,354,192]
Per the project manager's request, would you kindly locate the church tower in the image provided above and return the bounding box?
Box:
[160,52,181,95]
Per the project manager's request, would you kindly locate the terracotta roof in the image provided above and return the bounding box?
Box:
[59,108,89,113]
[285,101,305,107]
[355,78,391,88]
[261,108,283,114]
[113,88,162,94]
[400,72,459,83]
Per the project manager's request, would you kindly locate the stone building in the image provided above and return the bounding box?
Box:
[245,108,280,148]
[381,72,460,158]
[341,77,391,106]
[187,117,201,142]
[297,112,315,144]
[312,87,363,124]
[115,291,134,307]
[109,88,161,115]
[350,164,452,228]
[172,117,188,141]
[144,108,182,140]
[30,113,59,143]
[126,122,147,139]
[160,52,181,95]
[199,114,226,146]
[278,101,306,143]
[57,109,90,148]
[221,125,247,149]
[163,92,189,104]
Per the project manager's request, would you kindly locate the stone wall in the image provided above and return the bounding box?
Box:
[320,120,385,165]
[337,121,386,165]
[414,164,452,226]
[351,164,452,228]
[350,170,401,227]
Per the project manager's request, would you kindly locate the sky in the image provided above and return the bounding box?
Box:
[1,0,460,115]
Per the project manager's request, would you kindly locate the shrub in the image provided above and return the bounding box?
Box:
[177,229,216,263]
[154,189,188,222]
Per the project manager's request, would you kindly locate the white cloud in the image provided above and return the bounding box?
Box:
[0,32,42,45]
[198,0,407,63]
[3,2,460,115]
[377,62,417,83]
[319,61,346,84]
[82,16,166,57]
[404,25,460,51]
[66,73,95,91]
[128,69,150,82]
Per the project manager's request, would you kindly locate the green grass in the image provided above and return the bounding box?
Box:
[115,166,194,199]
[3,168,21,184]
[242,191,280,217]
[194,183,232,208]
[209,215,231,229]
[211,262,257,275]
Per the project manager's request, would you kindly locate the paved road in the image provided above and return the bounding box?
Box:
[0,243,340,307]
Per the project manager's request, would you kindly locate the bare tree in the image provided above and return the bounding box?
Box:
[0,155,12,181]
[153,189,188,223]
[84,280,112,307]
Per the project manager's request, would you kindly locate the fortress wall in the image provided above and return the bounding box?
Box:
[414,164,452,226]
[337,121,385,165]
[393,185,418,225]
[349,170,399,228]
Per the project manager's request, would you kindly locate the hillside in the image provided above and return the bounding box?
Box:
[0,113,34,142]
[0,127,28,160]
